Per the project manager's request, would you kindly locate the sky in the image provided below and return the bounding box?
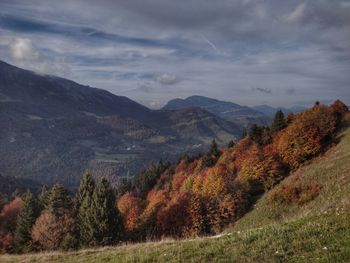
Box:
[0,0,349,108]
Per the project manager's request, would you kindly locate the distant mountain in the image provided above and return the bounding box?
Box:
[0,60,240,189]
[162,95,271,128]
[252,105,306,118]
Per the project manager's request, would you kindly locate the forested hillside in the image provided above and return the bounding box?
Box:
[1,100,349,262]
[0,100,348,261]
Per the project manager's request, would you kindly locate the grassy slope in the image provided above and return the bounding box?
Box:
[2,125,350,263]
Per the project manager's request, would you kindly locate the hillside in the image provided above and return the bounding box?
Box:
[1,115,349,262]
[163,95,270,128]
[0,60,241,188]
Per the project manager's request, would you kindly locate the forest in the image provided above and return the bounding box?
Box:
[0,100,348,253]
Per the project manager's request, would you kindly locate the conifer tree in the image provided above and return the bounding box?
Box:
[227,140,236,148]
[38,185,50,211]
[91,177,122,245]
[271,109,286,135]
[14,191,38,253]
[202,140,222,168]
[47,183,72,217]
[77,173,96,247]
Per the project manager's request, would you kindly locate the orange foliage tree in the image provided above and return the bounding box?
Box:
[117,192,144,233]
[31,212,75,250]
[274,104,337,169]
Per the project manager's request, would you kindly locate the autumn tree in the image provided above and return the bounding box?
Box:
[274,104,337,169]
[117,192,143,233]
[0,197,22,252]
[330,99,349,125]
[31,212,75,250]
[156,193,191,237]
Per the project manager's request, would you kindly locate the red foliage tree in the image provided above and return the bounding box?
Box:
[156,193,191,237]
[0,197,22,252]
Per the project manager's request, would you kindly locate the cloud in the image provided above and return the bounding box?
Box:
[0,0,349,107]
[285,3,306,23]
[156,73,178,85]
[10,38,39,62]
[252,87,272,94]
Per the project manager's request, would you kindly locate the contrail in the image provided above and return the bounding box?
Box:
[200,34,219,52]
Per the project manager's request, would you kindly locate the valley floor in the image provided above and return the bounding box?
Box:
[2,124,350,263]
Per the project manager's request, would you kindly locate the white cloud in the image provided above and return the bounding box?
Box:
[10,38,39,62]
[156,73,178,85]
[286,3,306,23]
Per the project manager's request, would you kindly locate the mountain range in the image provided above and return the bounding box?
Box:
[0,60,243,188]
[0,60,303,189]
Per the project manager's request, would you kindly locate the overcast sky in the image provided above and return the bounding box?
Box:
[0,0,349,108]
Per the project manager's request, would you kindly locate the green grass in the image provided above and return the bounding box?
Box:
[2,125,350,263]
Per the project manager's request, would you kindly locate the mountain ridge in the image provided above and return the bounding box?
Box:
[162,95,271,128]
[0,60,241,188]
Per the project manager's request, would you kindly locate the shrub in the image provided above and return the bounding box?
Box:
[268,183,321,206]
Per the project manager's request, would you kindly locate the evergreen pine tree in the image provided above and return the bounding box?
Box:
[47,183,72,217]
[77,173,96,247]
[76,173,95,209]
[202,140,222,168]
[209,139,221,159]
[14,191,38,253]
[38,185,50,210]
[92,177,122,246]
[227,140,236,148]
[271,109,286,135]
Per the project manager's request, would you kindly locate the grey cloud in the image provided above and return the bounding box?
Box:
[0,0,349,107]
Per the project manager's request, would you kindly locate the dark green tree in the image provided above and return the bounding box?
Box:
[14,191,39,253]
[227,140,236,148]
[202,140,222,168]
[38,185,50,211]
[92,177,122,246]
[131,161,170,198]
[47,183,72,217]
[271,109,286,135]
[77,173,96,247]
[249,124,264,146]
